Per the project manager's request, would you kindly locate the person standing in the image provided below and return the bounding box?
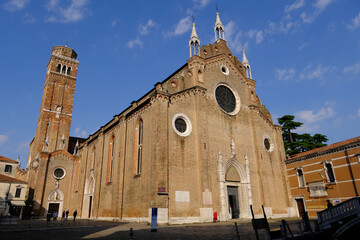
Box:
[73,210,77,222]
[62,211,65,222]
[65,210,69,220]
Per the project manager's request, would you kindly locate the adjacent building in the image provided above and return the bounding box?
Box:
[24,12,295,223]
[285,137,360,217]
[0,156,28,219]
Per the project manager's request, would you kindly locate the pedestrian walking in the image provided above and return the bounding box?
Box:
[46,212,51,223]
[62,211,65,221]
[65,210,69,220]
[53,211,58,221]
[73,210,77,222]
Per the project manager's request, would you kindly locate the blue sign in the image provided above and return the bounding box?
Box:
[151,207,158,232]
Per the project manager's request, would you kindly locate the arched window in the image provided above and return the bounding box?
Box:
[62,65,66,74]
[90,147,95,170]
[67,67,71,75]
[57,64,61,73]
[297,168,305,187]
[136,119,143,175]
[325,162,335,183]
[107,136,114,183]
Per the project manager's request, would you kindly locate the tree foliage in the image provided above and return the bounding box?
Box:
[278,115,328,156]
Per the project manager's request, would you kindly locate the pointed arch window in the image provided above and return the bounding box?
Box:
[57,64,61,73]
[297,168,305,187]
[67,67,71,75]
[325,161,335,183]
[90,147,95,170]
[62,65,66,74]
[107,136,114,183]
[136,119,143,175]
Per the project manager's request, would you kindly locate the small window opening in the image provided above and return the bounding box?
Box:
[4,165,12,173]
[62,65,66,74]
[57,64,61,73]
[15,188,21,198]
[67,67,71,75]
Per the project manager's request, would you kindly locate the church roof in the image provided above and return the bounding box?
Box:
[0,155,18,164]
[286,136,360,164]
[0,174,27,184]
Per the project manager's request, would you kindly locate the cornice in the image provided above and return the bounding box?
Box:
[285,141,360,165]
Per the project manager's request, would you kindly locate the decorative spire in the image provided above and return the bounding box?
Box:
[242,49,252,79]
[214,11,225,41]
[189,21,200,57]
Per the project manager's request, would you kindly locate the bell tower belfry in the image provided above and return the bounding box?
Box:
[29,45,79,160]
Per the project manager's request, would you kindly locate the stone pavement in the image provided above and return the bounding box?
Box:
[0,218,304,240]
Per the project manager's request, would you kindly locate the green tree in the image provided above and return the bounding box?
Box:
[277,115,303,143]
[277,115,328,156]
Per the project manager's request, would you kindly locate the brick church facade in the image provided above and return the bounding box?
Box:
[25,12,294,223]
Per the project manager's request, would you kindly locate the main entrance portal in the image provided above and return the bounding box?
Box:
[48,203,59,214]
[227,186,239,219]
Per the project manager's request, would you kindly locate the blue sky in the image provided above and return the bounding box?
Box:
[0,0,359,168]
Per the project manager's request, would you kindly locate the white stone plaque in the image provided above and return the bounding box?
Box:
[175,191,190,202]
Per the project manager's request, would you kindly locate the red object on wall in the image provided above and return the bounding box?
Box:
[213,212,218,222]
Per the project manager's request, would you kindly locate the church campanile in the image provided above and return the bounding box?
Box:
[29,46,79,160]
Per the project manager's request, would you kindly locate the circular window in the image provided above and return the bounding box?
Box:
[221,65,229,75]
[263,136,274,152]
[175,118,187,133]
[172,114,192,137]
[264,139,271,150]
[215,84,240,115]
[53,167,66,179]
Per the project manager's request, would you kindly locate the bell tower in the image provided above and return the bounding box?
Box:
[29,45,79,160]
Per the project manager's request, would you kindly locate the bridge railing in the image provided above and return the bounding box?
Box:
[317,197,360,229]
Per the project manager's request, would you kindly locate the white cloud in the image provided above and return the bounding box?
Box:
[300,64,335,80]
[192,0,211,9]
[74,127,88,138]
[284,0,305,13]
[164,16,192,38]
[298,42,308,51]
[138,19,158,35]
[295,105,335,133]
[314,0,333,11]
[45,0,90,23]
[299,0,334,24]
[0,135,9,146]
[343,62,360,74]
[22,13,35,24]
[300,11,316,24]
[276,68,296,81]
[224,21,247,54]
[348,12,360,30]
[127,37,144,49]
[4,0,28,12]
[296,107,334,124]
[173,16,192,35]
[255,31,264,44]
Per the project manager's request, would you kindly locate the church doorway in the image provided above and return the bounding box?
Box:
[227,186,240,218]
[88,196,93,218]
[46,189,64,217]
[82,175,95,219]
[48,203,59,214]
